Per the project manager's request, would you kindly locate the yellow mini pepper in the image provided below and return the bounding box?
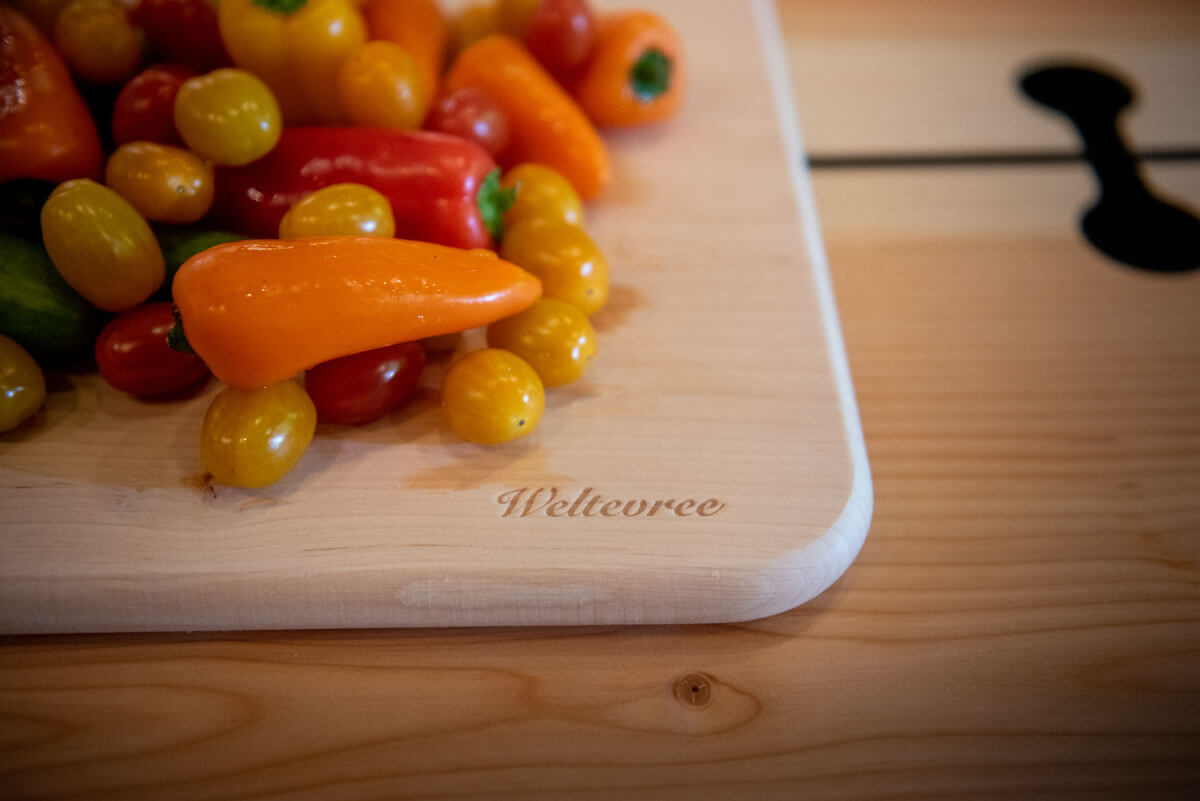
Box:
[217,0,367,125]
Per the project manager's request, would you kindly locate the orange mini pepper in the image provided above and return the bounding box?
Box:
[173,237,541,389]
[361,0,448,99]
[573,11,686,128]
[0,5,103,184]
[442,35,610,200]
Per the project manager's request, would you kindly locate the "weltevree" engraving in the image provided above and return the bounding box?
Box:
[497,487,726,518]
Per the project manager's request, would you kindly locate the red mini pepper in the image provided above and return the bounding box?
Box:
[212,127,514,249]
[0,5,103,185]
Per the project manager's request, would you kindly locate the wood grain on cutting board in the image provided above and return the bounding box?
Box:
[0,0,870,633]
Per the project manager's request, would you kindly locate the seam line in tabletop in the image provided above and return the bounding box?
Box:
[807,147,1200,170]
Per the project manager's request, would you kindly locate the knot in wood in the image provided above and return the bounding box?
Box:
[672,672,713,709]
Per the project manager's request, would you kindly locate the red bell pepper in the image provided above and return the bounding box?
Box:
[211,127,514,249]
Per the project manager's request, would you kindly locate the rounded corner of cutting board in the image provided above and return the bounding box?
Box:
[707,445,874,625]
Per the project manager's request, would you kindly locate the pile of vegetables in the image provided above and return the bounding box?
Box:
[0,0,684,488]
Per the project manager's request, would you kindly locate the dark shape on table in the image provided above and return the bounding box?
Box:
[1020,63,1199,273]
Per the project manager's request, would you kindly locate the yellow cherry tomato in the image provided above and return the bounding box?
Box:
[278,183,396,239]
[53,0,143,85]
[337,41,429,130]
[174,68,282,166]
[217,0,367,125]
[442,348,544,445]
[0,334,46,434]
[487,298,597,387]
[200,380,318,489]
[104,142,215,224]
[500,218,609,316]
[40,179,165,313]
[502,163,584,228]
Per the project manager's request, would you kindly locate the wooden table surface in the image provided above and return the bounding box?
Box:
[2,1,1198,798]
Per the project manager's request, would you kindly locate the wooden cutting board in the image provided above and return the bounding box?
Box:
[0,0,871,633]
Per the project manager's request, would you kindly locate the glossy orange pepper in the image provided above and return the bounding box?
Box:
[173,237,542,389]
[0,5,103,184]
[361,0,447,99]
[442,35,610,200]
[573,11,685,128]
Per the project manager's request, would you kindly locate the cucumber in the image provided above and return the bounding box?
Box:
[0,231,96,359]
[0,179,55,243]
[156,227,244,297]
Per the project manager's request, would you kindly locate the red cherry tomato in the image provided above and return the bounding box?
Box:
[112,63,198,146]
[424,86,511,158]
[524,0,596,84]
[304,341,426,425]
[128,0,232,73]
[94,301,210,396]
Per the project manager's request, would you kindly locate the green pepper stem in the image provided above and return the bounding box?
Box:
[166,305,195,354]
[630,49,672,102]
[477,168,518,243]
[253,0,308,14]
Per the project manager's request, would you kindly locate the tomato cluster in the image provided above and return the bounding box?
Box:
[1,0,685,487]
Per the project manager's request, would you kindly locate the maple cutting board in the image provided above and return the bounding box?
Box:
[0,0,871,633]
